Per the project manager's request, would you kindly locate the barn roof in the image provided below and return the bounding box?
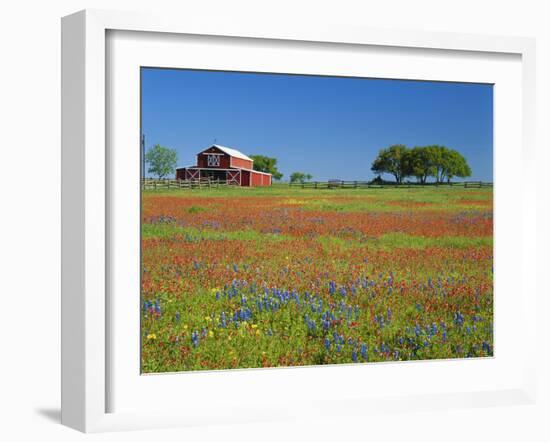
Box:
[202,145,253,162]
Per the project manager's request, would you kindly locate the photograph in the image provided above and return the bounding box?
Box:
[140,67,493,373]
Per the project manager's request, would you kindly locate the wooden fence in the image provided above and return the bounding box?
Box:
[289,180,493,189]
[142,178,493,190]
[142,178,227,190]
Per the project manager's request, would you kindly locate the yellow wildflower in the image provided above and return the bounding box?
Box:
[208,330,214,338]
[251,324,258,329]
[146,333,156,340]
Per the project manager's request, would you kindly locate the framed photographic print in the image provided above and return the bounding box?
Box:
[139,68,494,374]
[61,9,538,433]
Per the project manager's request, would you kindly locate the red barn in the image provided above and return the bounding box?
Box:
[175,145,272,186]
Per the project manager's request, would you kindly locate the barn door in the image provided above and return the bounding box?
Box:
[186,169,200,181]
[227,170,241,185]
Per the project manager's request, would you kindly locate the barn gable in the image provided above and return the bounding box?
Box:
[196,145,254,170]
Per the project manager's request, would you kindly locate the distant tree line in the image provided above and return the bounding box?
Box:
[250,154,315,184]
[371,144,472,184]
[290,172,313,184]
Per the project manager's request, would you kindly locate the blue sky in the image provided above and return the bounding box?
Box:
[141,68,493,182]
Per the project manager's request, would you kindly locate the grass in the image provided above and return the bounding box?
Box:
[142,224,287,243]
[144,224,491,250]
[317,232,492,251]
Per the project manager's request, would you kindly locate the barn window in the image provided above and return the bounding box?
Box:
[207,154,220,167]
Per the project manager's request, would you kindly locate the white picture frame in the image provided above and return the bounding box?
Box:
[61,9,538,433]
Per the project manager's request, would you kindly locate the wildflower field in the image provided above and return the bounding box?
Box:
[141,185,493,373]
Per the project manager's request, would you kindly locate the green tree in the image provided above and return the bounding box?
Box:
[371,144,411,184]
[145,144,178,179]
[441,149,472,182]
[249,155,283,180]
[426,145,448,183]
[290,172,313,183]
[425,145,472,183]
[408,146,436,184]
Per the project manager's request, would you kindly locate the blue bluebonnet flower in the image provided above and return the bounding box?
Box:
[360,343,368,360]
[482,341,492,354]
[154,298,161,315]
[191,331,199,347]
[453,311,465,327]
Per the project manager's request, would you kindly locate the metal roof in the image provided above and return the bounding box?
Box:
[201,145,253,162]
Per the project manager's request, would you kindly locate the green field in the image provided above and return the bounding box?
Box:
[141,185,493,372]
